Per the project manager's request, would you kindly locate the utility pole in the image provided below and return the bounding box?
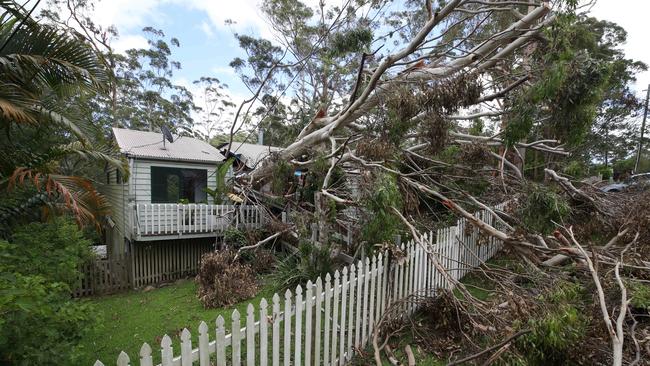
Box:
[634,85,650,173]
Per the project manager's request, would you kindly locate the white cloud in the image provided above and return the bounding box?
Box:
[200,21,214,38]
[211,66,236,76]
[179,0,274,39]
[92,0,162,31]
[111,34,149,53]
[589,0,650,92]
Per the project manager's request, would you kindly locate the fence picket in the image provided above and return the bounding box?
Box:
[304,281,313,366]
[361,257,370,344]
[139,343,153,366]
[314,277,323,366]
[247,304,256,366]
[346,264,356,361]
[180,328,192,366]
[294,285,303,366]
[198,321,209,366]
[339,267,348,365]
[160,335,173,366]
[216,316,226,365]
[354,260,363,349]
[260,298,269,366]
[367,256,377,338]
[323,273,332,366]
[232,309,242,366]
[272,294,281,366]
[283,289,292,366]
[117,351,129,366]
[331,271,340,365]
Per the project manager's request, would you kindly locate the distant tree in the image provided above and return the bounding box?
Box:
[115,27,196,134]
[193,76,236,141]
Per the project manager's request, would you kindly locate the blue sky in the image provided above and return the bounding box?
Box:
[89,0,273,98]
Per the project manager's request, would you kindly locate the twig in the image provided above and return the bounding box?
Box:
[447,329,531,365]
[233,229,290,262]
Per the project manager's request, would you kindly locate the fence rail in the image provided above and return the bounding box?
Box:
[134,204,265,237]
[94,204,505,366]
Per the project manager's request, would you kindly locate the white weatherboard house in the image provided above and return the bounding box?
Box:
[101,128,268,263]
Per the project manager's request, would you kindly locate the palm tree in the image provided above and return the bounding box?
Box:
[0,1,125,231]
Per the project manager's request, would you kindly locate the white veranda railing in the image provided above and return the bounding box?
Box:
[133,204,265,237]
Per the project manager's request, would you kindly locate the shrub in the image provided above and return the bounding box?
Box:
[0,218,95,365]
[196,250,259,308]
[223,227,248,248]
[563,160,587,178]
[270,241,335,291]
[594,164,613,180]
[628,281,650,311]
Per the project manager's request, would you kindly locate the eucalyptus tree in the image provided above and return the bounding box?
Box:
[224,1,649,260]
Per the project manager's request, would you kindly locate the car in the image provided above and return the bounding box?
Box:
[601,172,650,192]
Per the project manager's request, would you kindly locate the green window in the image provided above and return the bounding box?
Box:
[151,166,207,203]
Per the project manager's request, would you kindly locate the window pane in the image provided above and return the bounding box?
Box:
[151,166,207,203]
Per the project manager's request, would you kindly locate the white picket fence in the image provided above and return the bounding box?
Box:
[94,204,505,366]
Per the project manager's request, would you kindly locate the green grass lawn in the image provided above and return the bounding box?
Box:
[78,278,276,366]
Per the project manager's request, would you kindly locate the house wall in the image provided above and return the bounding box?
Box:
[129,158,219,205]
[98,167,129,256]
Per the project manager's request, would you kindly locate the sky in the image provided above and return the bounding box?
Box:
[35,0,650,126]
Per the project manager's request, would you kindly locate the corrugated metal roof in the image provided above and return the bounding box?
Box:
[112,127,225,163]
[228,142,282,168]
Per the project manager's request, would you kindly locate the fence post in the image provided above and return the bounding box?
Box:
[310,223,318,245]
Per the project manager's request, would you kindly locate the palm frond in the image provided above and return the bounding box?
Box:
[58,141,128,178]
[7,167,110,227]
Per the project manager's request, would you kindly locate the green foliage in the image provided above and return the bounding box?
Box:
[505,15,617,147]
[205,158,235,204]
[270,241,335,291]
[563,160,588,178]
[594,164,613,180]
[271,160,294,195]
[516,282,587,365]
[628,281,650,310]
[114,27,196,134]
[329,27,373,57]
[517,184,571,234]
[0,218,95,365]
[298,155,344,204]
[361,173,402,247]
[469,118,484,136]
[223,227,248,248]
[0,3,122,229]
